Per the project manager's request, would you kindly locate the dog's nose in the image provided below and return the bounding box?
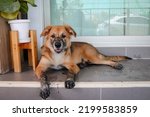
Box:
[55,41,61,48]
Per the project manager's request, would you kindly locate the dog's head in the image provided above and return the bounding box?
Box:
[41,25,76,53]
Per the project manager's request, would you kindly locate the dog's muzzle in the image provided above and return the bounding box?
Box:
[55,41,62,48]
[53,39,66,53]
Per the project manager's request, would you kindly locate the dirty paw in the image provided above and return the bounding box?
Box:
[65,79,75,89]
[40,84,50,99]
[114,64,124,70]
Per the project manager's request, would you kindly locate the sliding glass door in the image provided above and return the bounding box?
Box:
[49,0,150,36]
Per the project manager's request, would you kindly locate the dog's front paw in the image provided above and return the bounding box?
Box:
[40,84,50,99]
[114,63,123,70]
[65,79,75,89]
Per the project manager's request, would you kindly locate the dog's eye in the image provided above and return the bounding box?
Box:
[62,34,66,38]
[51,34,55,38]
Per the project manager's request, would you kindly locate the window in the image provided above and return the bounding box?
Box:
[43,0,150,47]
[48,0,150,36]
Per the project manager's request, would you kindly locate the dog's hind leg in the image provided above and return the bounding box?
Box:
[87,55,124,70]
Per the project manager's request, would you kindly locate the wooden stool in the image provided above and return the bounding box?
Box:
[10,30,38,72]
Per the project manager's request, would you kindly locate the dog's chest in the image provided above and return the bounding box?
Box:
[51,53,64,69]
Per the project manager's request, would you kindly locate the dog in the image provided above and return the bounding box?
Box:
[35,25,131,99]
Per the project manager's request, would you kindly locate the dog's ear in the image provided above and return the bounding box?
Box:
[64,25,76,37]
[41,26,52,37]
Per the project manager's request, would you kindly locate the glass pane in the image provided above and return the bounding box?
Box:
[50,0,150,36]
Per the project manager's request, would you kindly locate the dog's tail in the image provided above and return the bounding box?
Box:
[104,55,132,62]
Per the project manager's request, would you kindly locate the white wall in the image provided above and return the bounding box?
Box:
[28,0,44,58]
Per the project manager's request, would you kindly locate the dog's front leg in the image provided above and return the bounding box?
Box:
[63,63,80,89]
[35,57,51,99]
[40,73,50,100]
[65,72,76,89]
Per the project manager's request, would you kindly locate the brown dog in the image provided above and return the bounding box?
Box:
[35,25,131,99]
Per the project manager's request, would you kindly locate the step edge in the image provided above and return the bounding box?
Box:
[0,81,150,88]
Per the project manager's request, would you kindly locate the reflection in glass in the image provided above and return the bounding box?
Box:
[50,0,150,36]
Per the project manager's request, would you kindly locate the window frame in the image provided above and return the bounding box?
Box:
[43,0,150,47]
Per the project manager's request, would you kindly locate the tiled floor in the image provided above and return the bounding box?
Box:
[0,59,150,82]
[0,59,150,100]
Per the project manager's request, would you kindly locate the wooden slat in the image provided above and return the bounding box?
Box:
[28,49,32,66]
[10,31,21,72]
[30,30,38,71]
[19,43,31,49]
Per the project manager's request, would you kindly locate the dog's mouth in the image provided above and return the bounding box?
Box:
[55,48,63,53]
[53,40,66,53]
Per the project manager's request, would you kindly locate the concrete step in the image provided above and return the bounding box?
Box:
[0,59,150,100]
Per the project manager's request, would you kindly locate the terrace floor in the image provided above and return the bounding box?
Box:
[0,59,150,100]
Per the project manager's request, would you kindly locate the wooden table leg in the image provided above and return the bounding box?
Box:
[30,30,38,71]
[10,31,21,72]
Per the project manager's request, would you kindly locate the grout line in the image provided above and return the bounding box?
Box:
[100,88,102,100]
[125,47,127,56]
[0,81,150,88]
[132,58,150,60]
